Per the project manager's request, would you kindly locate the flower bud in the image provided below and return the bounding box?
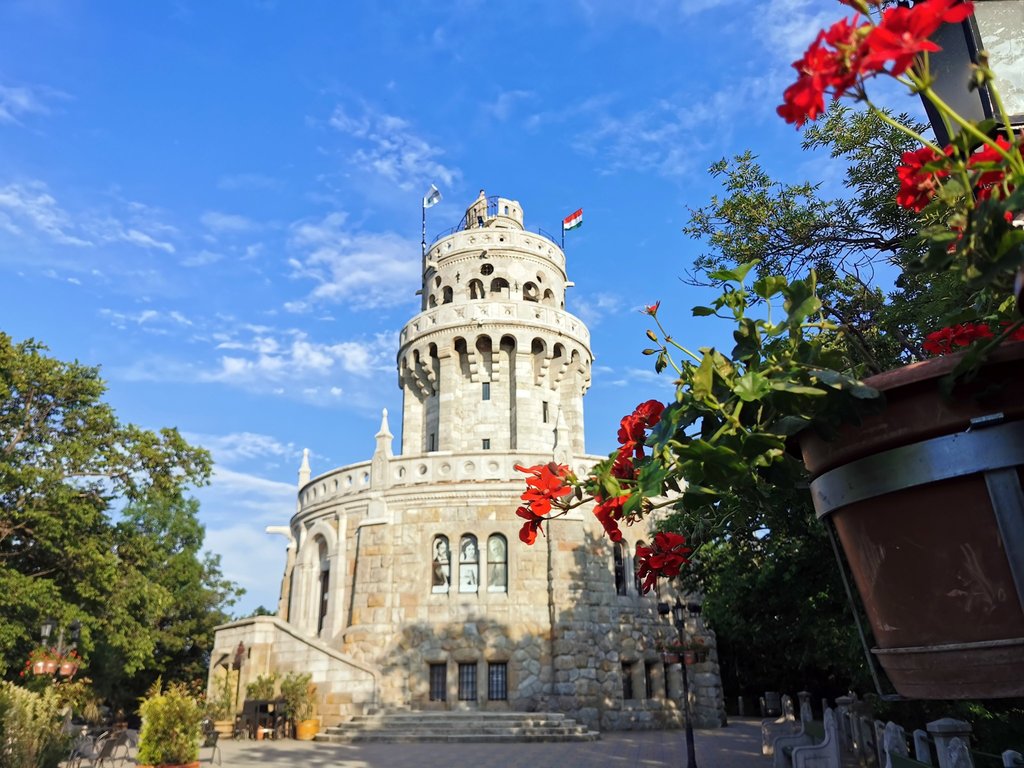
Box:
[646,329,657,341]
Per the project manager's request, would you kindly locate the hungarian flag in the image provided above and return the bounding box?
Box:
[562,208,583,232]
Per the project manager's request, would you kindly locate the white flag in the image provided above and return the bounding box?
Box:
[423,184,442,209]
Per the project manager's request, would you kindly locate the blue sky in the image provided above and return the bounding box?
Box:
[1,0,844,615]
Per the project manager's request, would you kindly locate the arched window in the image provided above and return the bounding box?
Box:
[442,286,453,304]
[614,542,627,596]
[490,277,509,297]
[487,534,507,593]
[459,535,479,593]
[431,535,451,594]
[523,282,539,302]
[428,294,437,308]
[316,536,330,633]
[469,279,485,299]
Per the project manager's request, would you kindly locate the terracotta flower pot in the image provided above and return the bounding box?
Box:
[59,662,78,677]
[31,661,46,675]
[799,342,1024,699]
[42,660,58,674]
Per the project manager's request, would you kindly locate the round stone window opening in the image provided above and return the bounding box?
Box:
[481,263,494,276]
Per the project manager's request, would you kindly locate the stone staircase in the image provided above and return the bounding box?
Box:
[315,710,600,743]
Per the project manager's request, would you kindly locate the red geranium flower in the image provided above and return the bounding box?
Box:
[515,462,572,515]
[896,145,951,212]
[645,301,661,316]
[967,137,1020,201]
[777,18,872,127]
[616,399,665,458]
[593,494,627,542]
[864,0,974,76]
[922,322,995,355]
[517,505,546,545]
[635,532,692,594]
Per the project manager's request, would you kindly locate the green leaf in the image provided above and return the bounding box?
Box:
[692,354,715,399]
[708,259,759,284]
[769,382,827,396]
[734,371,771,402]
[691,305,717,317]
[752,275,788,300]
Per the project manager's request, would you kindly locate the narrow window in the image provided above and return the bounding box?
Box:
[482,439,491,450]
[622,662,634,700]
[429,433,436,451]
[458,663,477,701]
[429,664,447,701]
[316,537,330,633]
[431,535,450,593]
[488,662,508,700]
[482,382,490,400]
[645,662,655,699]
[542,401,549,423]
[614,542,627,595]
[664,663,671,699]
[487,534,507,593]
[459,535,479,593]
[634,541,645,593]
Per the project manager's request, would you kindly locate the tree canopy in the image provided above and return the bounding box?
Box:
[0,333,241,707]
[669,105,956,702]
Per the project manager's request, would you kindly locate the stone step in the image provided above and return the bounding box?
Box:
[315,710,600,743]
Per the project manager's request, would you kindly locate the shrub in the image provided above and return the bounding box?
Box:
[0,681,68,768]
[137,680,204,766]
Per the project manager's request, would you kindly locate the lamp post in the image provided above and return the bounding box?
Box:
[659,598,697,768]
[921,0,1024,147]
[40,616,81,656]
[36,617,81,677]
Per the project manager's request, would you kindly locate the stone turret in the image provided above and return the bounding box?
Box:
[397,192,592,456]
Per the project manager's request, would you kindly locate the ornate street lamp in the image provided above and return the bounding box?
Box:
[659,598,697,768]
[923,0,1024,146]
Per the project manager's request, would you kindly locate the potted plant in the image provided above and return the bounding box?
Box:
[514,0,1024,701]
[279,672,318,740]
[137,680,204,768]
[206,667,236,737]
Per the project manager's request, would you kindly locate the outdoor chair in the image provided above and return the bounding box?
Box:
[67,731,125,768]
[200,729,222,765]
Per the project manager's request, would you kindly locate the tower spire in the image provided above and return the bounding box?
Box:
[298,448,311,487]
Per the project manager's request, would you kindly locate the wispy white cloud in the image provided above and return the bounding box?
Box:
[201,211,257,234]
[483,90,534,121]
[204,328,392,388]
[186,431,297,466]
[573,291,625,326]
[0,80,65,124]
[328,104,459,191]
[285,211,419,310]
[0,181,92,246]
[99,307,194,331]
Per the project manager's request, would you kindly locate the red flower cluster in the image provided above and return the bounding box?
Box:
[591,400,667,542]
[644,301,661,316]
[617,399,665,459]
[970,137,1021,202]
[778,0,974,127]
[515,462,572,544]
[635,532,692,594]
[896,145,952,212]
[923,322,1024,354]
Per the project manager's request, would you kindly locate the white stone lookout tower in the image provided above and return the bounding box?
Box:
[207,192,725,734]
[400,192,590,459]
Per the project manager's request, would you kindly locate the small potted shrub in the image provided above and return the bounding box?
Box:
[137,680,204,768]
[280,672,318,740]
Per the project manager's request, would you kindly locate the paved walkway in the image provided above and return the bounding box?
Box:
[209,717,765,768]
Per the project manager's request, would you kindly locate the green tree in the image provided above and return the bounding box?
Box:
[668,106,952,703]
[0,334,238,708]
